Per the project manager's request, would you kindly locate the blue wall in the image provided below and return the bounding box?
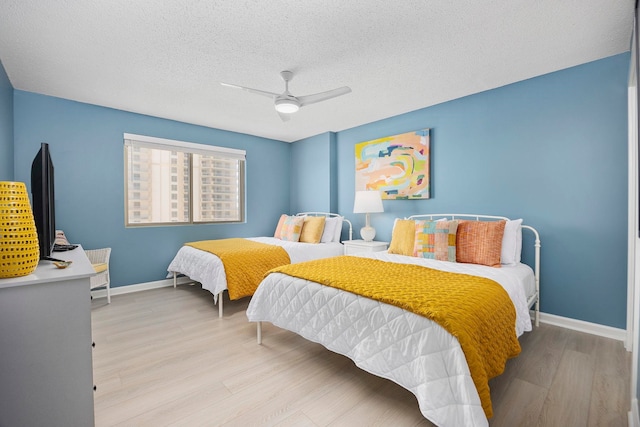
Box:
[296,53,630,329]
[6,53,631,329]
[12,91,291,288]
[0,60,13,180]
[290,132,335,213]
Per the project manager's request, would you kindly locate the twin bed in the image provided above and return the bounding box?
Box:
[247,214,540,427]
[167,212,352,317]
[167,213,540,427]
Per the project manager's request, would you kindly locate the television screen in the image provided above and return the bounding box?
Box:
[31,142,56,260]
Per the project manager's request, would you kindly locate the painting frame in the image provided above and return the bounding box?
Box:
[355,128,430,200]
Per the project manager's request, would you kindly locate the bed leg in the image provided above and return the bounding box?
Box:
[257,321,262,345]
[218,292,223,318]
[535,300,540,327]
[173,272,177,288]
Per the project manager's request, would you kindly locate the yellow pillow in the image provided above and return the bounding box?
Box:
[388,219,415,256]
[299,216,326,244]
[92,263,108,273]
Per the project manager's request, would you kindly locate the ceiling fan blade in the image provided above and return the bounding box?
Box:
[220,82,279,99]
[298,86,351,107]
[277,111,291,122]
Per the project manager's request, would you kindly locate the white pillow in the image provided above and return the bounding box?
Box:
[332,217,344,242]
[320,217,337,243]
[501,219,523,265]
[515,228,523,262]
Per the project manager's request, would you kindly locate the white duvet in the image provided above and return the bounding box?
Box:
[246,252,535,427]
[166,237,344,300]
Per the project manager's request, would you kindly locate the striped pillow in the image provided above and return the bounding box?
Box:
[456,220,506,267]
[278,215,305,242]
[413,220,458,262]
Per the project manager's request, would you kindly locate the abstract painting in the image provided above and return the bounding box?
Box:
[355,128,430,199]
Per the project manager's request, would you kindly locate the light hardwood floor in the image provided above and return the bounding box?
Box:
[91,285,631,426]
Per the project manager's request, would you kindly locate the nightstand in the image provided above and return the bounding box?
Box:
[343,240,389,255]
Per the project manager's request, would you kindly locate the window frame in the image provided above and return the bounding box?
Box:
[124,133,246,227]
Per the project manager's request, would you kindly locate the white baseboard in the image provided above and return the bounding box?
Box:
[630,399,640,427]
[90,276,194,299]
[536,311,627,342]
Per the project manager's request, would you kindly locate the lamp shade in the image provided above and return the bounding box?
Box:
[353,190,384,214]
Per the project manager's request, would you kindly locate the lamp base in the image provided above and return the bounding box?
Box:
[360,226,376,242]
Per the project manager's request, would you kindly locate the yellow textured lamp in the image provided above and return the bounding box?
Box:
[0,181,40,278]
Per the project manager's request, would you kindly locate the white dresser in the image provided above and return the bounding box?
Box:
[0,246,96,427]
[343,239,389,255]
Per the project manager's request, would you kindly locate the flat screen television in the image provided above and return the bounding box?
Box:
[31,142,56,260]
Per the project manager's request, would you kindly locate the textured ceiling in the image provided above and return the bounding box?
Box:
[0,1,635,142]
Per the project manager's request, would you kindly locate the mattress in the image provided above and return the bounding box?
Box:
[245,252,535,427]
[166,237,344,299]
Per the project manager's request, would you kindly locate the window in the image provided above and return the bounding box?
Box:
[124,133,245,226]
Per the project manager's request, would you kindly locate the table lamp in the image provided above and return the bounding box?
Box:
[353,190,384,241]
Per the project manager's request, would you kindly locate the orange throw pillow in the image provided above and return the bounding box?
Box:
[456,220,506,267]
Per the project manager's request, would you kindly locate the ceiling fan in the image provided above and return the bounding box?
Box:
[220,71,351,121]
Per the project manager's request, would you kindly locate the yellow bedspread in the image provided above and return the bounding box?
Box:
[186,238,290,300]
[268,255,520,418]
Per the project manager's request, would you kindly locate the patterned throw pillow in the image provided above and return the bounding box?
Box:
[299,216,326,244]
[388,219,416,256]
[456,220,506,267]
[278,215,305,242]
[413,220,458,262]
[273,214,287,238]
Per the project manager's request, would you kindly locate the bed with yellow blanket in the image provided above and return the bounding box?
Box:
[246,214,540,427]
[167,212,352,317]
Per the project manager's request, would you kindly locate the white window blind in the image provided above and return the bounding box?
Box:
[124,133,246,226]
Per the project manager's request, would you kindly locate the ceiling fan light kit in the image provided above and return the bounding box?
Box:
[221,70,351,120]
[274,98,300,114]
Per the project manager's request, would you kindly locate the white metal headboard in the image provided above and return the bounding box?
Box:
[407,213,509,221]
[407,213,541,327]
[295,212,353,242]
